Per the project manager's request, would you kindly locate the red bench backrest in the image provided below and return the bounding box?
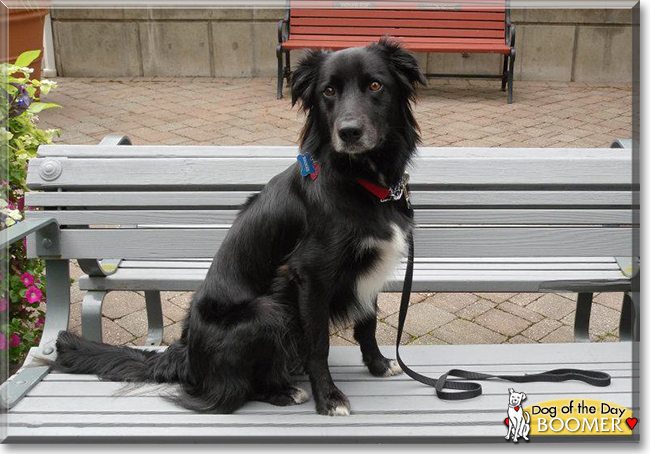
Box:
[289,1,508,41]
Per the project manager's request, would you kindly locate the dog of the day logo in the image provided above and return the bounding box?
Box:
[504,392,637,439]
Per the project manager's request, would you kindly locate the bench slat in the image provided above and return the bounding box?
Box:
[290,17,506,30]
[27,154,633,189]
[38,226,633,260]
[288,26,505,38]
[290,9,506,21]
[26,376,636,398]
[282,40,511,53]
[26,209,636,226]
[26,191,636,208]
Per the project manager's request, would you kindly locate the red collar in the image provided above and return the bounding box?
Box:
[356,178,392,200]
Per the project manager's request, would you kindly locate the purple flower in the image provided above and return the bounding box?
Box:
[20,272,34,287]
[34,318,44,329]
[0,335,7,351]
[25,286,42,304]
[8,83,32,118]
[9,333,21,348]
[0,298,7,312]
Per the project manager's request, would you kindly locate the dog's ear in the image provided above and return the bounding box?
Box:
[291,49,328,109]
[375,37,427,92]
[508,388,515,394]
[521,393,527,400]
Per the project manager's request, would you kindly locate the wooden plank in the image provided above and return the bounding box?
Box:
[288,26,506,38]
[26,209,636,226]
[42,226,634,260]
[26,377,636,398]
[290,9,506,21]
[26,190,636,208]
[283,40,511,53]
[26,153,633,189]
[290,17,506,30]
[115,259,622,270]
[37,146,626,159]
[289,34,506,44]
[11,392,635,415]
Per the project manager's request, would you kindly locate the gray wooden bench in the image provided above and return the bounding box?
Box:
[0,136,639,442]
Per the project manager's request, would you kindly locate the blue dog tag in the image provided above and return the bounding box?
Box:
[297,152,316,177]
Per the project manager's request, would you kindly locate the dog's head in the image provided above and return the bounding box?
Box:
[291,38,426,158]
[508,388,527,407]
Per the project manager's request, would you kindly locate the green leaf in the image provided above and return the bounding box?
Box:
[14,50,41,68]
[27,102,60,114]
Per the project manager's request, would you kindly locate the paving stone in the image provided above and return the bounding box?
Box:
[162,300,189,323]
[505,335,536,344]
[408,334,449,345]
[507,293,544,306]
[473,293,518,303]
[377,292,429,318]
[339,321,412,346]
[101,318,136,346]
[167,292,195,310]
[102,291,146,320]
[475,309,532,337]
[593,292,625,311]
[588,303,622,338]
[384,302,456,337]
[162,321,184,345]
[455,299,496,321]
[425,293,479,314]
[525,293,576,320]
[498,301,544,323]
[435,319,506,345]
[521,319,563,341]
[329,335,355,346]
[540,325,575,344]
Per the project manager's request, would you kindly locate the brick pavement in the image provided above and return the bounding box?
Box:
[38,77,632,347]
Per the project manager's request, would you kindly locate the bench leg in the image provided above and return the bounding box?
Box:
[574,292,593,342]
[82,291,107,343]
[277,45,284,99]
[619,291,639,341]
[501,55,509,91]
[507,49,515,104]
[145,291,164,346]
[1,260,70,410]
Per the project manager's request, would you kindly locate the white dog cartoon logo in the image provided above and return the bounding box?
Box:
[505,388,530,442]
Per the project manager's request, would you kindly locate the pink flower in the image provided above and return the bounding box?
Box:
[0,335,7,351]
[25,286,42,304]
[10,333,21,348]
[0,298,7,312]
[35,317,44,328]
[20,272,34,287]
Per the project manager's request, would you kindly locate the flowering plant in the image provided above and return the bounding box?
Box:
[1,50,59,365]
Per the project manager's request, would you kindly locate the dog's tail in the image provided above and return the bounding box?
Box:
[525,411,531,423]
[52,330,187,383]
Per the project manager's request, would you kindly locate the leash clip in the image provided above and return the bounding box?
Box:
[380,172,410,206]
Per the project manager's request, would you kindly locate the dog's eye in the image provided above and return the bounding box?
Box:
[369,81,383,92]
[323,86,336,97]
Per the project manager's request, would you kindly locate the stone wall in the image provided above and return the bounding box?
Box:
[50,8,633,82]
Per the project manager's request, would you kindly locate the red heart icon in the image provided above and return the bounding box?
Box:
[626,418,638,430]
[515,406,520,411]
[504,418,509,426]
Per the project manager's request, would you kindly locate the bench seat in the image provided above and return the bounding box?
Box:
[5,342,638,443]
[79,257,631,293]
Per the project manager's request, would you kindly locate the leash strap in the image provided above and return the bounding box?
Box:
[395,231,612,400]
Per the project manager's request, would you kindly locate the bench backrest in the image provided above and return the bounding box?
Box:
[26,145,636,260]
[288,0,508,42]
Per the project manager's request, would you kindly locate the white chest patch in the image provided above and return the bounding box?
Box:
[353,223,408,321]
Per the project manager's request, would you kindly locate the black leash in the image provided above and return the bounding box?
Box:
[395,230,612,400]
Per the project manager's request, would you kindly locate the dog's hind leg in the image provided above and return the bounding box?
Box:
[252,384,309,406]
[353,303,403,377]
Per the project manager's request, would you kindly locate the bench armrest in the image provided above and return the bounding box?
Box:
[0,217,60,256]
[278,18,289,44]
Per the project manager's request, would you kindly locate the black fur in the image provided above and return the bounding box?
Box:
[53,39,426,416]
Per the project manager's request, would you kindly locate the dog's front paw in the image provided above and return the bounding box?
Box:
[316,388,351,416]
[365,356,403,377]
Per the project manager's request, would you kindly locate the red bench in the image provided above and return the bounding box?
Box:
[277,0,516,103]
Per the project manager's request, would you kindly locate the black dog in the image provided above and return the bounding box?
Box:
[53,38,426,416]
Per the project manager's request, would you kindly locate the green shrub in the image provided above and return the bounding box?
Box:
[1,50,60,365]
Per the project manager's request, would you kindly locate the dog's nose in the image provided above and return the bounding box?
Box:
[338,122,363,144]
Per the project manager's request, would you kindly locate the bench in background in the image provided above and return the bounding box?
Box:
[0,136,638,442]
[277,0,517,102]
